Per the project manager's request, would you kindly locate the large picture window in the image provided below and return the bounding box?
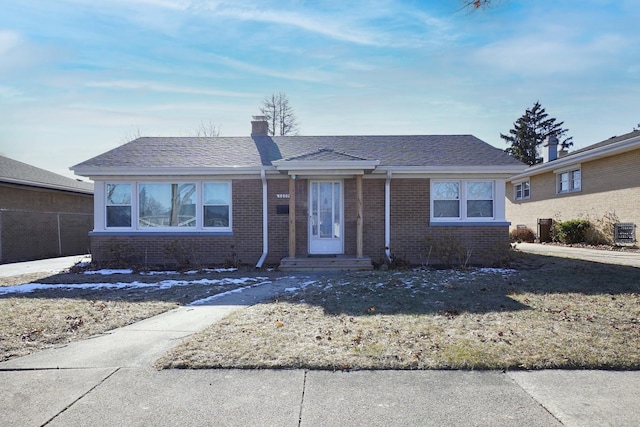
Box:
[106,183,131,227]
[101,181,232,231]
[431,180,495,221]
[139,183,196,227]
[203,182,231,228]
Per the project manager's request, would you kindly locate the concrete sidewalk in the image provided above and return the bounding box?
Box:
[1,264,640,426]
[515,242,640,268]
[0,254,90,278]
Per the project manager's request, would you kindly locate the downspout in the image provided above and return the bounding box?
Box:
[384,170,392,263]
[256,169,269,268]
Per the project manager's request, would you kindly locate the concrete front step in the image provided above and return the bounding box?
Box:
[279,255,373,272]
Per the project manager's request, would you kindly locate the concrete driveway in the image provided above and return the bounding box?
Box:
[515,242,640,268]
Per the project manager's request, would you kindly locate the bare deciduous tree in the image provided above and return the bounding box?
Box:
[194,121,220,137]
[260,92,299,136]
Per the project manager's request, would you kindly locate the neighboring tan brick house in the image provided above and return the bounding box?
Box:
[71,117,525,269]
[0,155,94,263]
[506,131,640,244]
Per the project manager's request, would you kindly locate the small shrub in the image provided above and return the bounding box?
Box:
[584,212,619,245]
[552,219,591,244]
[163,240,191,268]
[425,235,471,268]
[387,252,411,270]
[509,227,535,243]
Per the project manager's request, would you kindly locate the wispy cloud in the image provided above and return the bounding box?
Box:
[0,29,21,54]
[472,29,629,76]
[200,2,385,46]
[209,54,334,83]
[84,80,258,98]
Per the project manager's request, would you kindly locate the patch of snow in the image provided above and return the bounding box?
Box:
[202,268,238,273]
[0,276,269,296]
[84,269,134,275]
[284,287,298,292]
[475,268,517,275]
[188,280,271,305]
[140,271,180,276]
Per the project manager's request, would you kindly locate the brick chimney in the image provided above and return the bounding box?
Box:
[251,115,269,136]
[542,135,558,163]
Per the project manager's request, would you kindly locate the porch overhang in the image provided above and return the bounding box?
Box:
[272,159,379,177]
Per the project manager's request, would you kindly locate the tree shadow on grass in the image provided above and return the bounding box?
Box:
[0,269,286,306]
[273,251,640,316]
[1,252,638,316]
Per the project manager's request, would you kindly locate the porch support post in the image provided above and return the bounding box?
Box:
[288,175,296,258]
[356,174,363,258]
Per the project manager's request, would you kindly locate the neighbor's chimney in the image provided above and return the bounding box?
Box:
[251,115,268,135]
[542,135,558,163]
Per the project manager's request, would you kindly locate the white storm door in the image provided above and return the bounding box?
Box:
[309,181,343,254]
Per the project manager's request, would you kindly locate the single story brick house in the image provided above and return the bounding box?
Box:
[71,117,525,269]
[506,130,640,244]
[1,155,93,263]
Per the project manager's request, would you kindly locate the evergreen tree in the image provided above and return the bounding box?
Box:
[501,102,573,166]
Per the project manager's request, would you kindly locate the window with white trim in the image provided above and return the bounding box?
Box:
[431,180,495,221]
[432,181,460,218]
[106,183,132,227]
[557,169,581,193]
[515,180,530,200]
[139,183,196,227]
[466,181,494,217]
[203,182,231,228]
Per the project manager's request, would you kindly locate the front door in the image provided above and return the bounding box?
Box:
[309,180,343,254]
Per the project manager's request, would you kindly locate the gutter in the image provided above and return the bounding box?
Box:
[256,169,269,268]
[384,170,392,263]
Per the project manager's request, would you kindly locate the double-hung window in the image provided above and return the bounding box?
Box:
[432,182,460,218]
[557,168,581,193]
[431,180,495,221]
[203,182,231,229]
[106,183,132,227]
[466,182,494,218]
[515,181,530,200]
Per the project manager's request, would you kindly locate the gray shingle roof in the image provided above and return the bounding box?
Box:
[72,135,524,171]
[565,130,640,157]
[1,155,93,194]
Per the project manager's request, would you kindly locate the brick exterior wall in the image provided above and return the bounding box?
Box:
[90,176,509,267]
[388,179,509,266]
[91,179,264,267]
[506,148,640,242]
[0,184,93,263]
[362,178,386,263]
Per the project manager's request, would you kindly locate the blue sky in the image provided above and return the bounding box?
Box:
[1,0,639,179]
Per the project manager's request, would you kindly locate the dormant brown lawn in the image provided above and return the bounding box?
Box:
[156,253,640,370]
[0,269,277,362]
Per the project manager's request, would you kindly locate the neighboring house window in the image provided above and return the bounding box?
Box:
[203,182,231,228]
[515,181,530,200]
[431,180,495,221]
[557,169,581,193]
[106,183,132,227]
[139,183,196,227]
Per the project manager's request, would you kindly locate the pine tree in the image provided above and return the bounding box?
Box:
[501,102,573,166]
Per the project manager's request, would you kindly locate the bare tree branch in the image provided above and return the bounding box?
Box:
[260,92,299,136]
[193,121,220,137]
